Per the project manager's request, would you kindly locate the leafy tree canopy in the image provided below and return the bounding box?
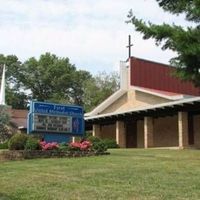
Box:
[1,53,119,112]
[127,0,200,86]
[19,53,76,101]
[83,71,120,112]
[6,86,28,109]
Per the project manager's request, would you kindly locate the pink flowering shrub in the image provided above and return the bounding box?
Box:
[39,141,59,151]
[69,140,92,151]
[39,140,92,152]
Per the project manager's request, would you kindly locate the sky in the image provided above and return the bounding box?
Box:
[0,0,189,74]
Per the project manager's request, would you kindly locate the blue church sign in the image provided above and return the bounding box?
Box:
[27,101,84,142]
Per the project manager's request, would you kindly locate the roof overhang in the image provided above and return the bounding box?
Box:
[85,97,200,126]
[85,89,127,117]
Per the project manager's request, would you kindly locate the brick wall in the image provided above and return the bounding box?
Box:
[134,116,179,148]
[100,124,116,140]
[153,115,178,147]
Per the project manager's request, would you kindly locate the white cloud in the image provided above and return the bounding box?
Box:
[0,0,189,74]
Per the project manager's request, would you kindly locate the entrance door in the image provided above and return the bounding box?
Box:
[126,120,137,148]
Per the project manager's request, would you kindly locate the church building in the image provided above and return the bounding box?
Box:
[85,57,200,149]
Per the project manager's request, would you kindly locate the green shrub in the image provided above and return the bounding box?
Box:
[85,131,92,138]
[0,124,13,143]
[102,139,119,148]
[25,137,40,150]
[58,143,69,151]
[92,141,107,153]
[0,141,8,149]
[87,136,101,144]
[8,134,28,150]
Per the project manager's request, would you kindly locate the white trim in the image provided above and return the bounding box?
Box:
[18,126,25,129]
[120,60,129,90]
[85,89,127,117]
[131,86,189,100]
[85,96,200,120]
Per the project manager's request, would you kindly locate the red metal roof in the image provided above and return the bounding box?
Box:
[130,57,200,96]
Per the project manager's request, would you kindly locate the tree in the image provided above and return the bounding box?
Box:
[16,53,77,102]
[1,52,119,112]
[127,0,200,86]
[8,52,96,109]
[70,70,92,106]
[0,54,27,109]
[83,71,120,112]
[6,86,28,109]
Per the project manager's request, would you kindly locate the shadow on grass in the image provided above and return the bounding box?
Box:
[0,193,18,200]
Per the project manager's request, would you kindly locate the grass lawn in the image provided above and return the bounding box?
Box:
[0,149,200,200]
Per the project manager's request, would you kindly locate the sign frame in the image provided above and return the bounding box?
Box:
[27,101,84,136]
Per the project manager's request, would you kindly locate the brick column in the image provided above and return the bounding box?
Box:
[144,117,154,148]
[178,112,189,148]
[116,121,126,148]
[92,124,101,138]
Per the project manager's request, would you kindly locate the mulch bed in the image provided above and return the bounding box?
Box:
[0,150,110,161]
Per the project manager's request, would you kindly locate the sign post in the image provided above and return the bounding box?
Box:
[27,101,84,143]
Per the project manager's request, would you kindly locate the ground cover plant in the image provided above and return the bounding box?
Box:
[0,149,200,200]
[0,134,108,160]
[0,141,8,149]
[87,136,118,149]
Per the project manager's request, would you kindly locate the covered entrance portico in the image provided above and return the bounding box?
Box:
[85,97,200,149]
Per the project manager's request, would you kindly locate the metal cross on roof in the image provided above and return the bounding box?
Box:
[126,35,133,59]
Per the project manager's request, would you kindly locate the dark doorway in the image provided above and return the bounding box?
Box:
[126,120,137,148]
[188,114,194,145]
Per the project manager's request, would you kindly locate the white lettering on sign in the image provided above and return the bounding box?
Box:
[33,114,72,133]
